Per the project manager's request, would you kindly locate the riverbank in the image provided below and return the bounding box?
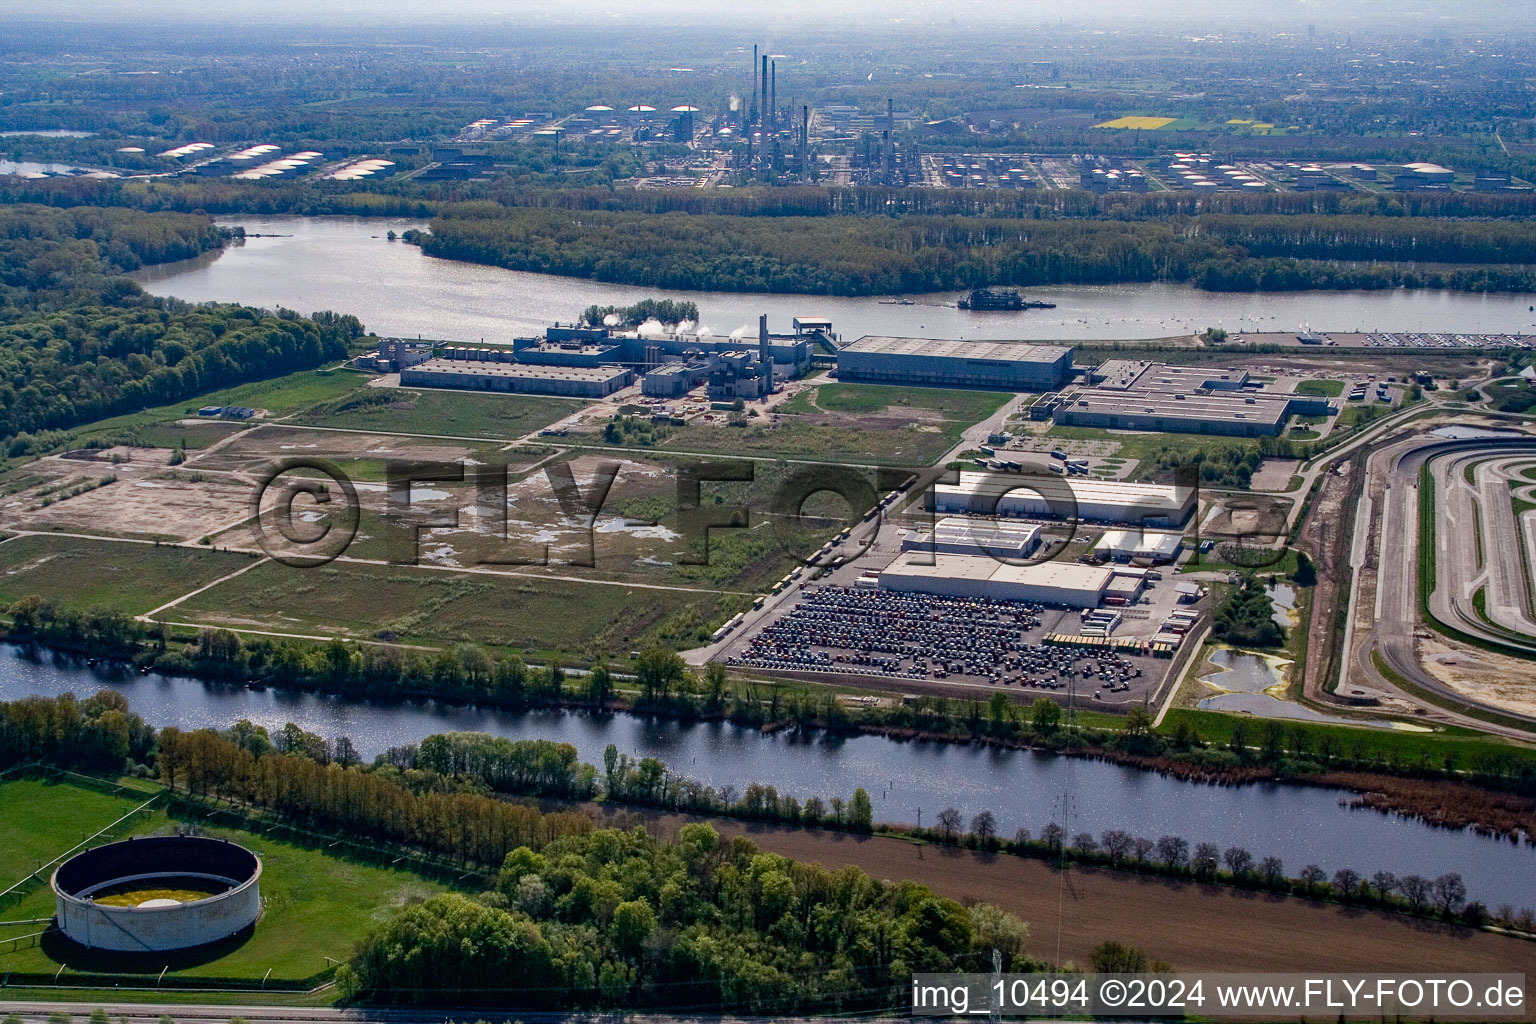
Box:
[7,618,1535,849]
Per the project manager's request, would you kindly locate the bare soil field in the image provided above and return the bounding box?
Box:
[626,812,1536,980]
[189,424,513,475]
[1419,635,1536,720]
[0,452,252,543]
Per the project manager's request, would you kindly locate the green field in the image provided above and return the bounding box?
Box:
[167,558,744,659]
[1295,379,1346,398]
[298,387,583,439]
[782,382,1008,421]
[73,368,372,445]
[0,535,254,615]
[590,382,1011,466]
[1159,708,1536,770]
[0,776,444,986]
[0,777,150,889]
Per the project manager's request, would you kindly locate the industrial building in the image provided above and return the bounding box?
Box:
[1055,360,1335,437]
[402,356,633,397]
[901,516,1042,559]
[836,336,1073,391]
[931,471,1195,527]
[356,338,435,373]
[1092,529,1185,563]
[879,551,1113,608]
[641,361,709,398]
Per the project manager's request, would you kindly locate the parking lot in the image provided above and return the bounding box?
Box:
[719,521,1196,708]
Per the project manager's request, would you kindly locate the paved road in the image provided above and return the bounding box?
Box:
[1345,433,1536,735]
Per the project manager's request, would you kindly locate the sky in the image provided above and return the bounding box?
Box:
[8,0,1534,31]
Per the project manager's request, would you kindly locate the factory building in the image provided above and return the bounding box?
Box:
[836,337,1073,391]
[931,472,1195,527]
[1056,360,1335,437]
[355,338,435,372]
[901,516,1041,559]
[1092,529,1185,564]
[513,338,627,367]
[641,361,709,398]
[402,357,632,397]
[879,552,1112,608]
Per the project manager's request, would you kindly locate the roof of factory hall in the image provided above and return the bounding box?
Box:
[935,472,1192,507]
[1091,359,1250,391]
[522,341,622,355]
[1060,389,1290,425]
[884,551,1113,591]
[1094,529,1185,556]
[407,359,628,382]
[843,336,1072,363]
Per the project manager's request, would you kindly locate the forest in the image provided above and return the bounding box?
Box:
[412,204,1536,296]
[0,204,365,448]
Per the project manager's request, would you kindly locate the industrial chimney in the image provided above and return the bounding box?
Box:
[770,61,777,132]
[758,314,771,379]
[761,55,769,130]
[752,45,759,124]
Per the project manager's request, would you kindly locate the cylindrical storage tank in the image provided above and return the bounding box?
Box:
[52,836,261,952]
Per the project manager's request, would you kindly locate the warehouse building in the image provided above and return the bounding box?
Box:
[1058,360,1335,437]
[879,551,1112,608]
[901,516,1041,559]
[836,336,1073,390]
[931,472,1195,527]
[402,358,633,397]
[1092,529,1184,563]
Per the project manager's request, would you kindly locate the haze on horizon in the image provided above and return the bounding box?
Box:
[9,0,1536,33]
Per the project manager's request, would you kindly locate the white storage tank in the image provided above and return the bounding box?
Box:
[52,836,262,953]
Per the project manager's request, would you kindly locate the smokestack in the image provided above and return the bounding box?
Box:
[758,314,770,368]
[770,61,776,132]
[761,55,769,129]
[752,45,758,124]
[887,97,893,130]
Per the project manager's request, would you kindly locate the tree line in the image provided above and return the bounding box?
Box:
[413,204,1536,297]
[0,204,365,450]
[8,598,1536,804]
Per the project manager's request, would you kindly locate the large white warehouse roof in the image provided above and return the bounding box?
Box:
[931,472,1194,526]
[880,552,1112,608]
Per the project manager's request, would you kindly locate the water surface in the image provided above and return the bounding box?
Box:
[132,216,1536,344]
[4,644,1529,908]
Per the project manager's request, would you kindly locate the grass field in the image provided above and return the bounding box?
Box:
[624,382,1009,466]
[298,388,582,440]
[1158,708,1536,769]
[0,535,255,615]
[0,776,445,986]
[1295,378,1346,398]
[782,382,1008,422]
[72,369,372,446]
[0,777,149,890]
[167,558,744,659]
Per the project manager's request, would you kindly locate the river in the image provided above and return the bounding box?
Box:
[4,645,1531,909]
[132,216,1536,343]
